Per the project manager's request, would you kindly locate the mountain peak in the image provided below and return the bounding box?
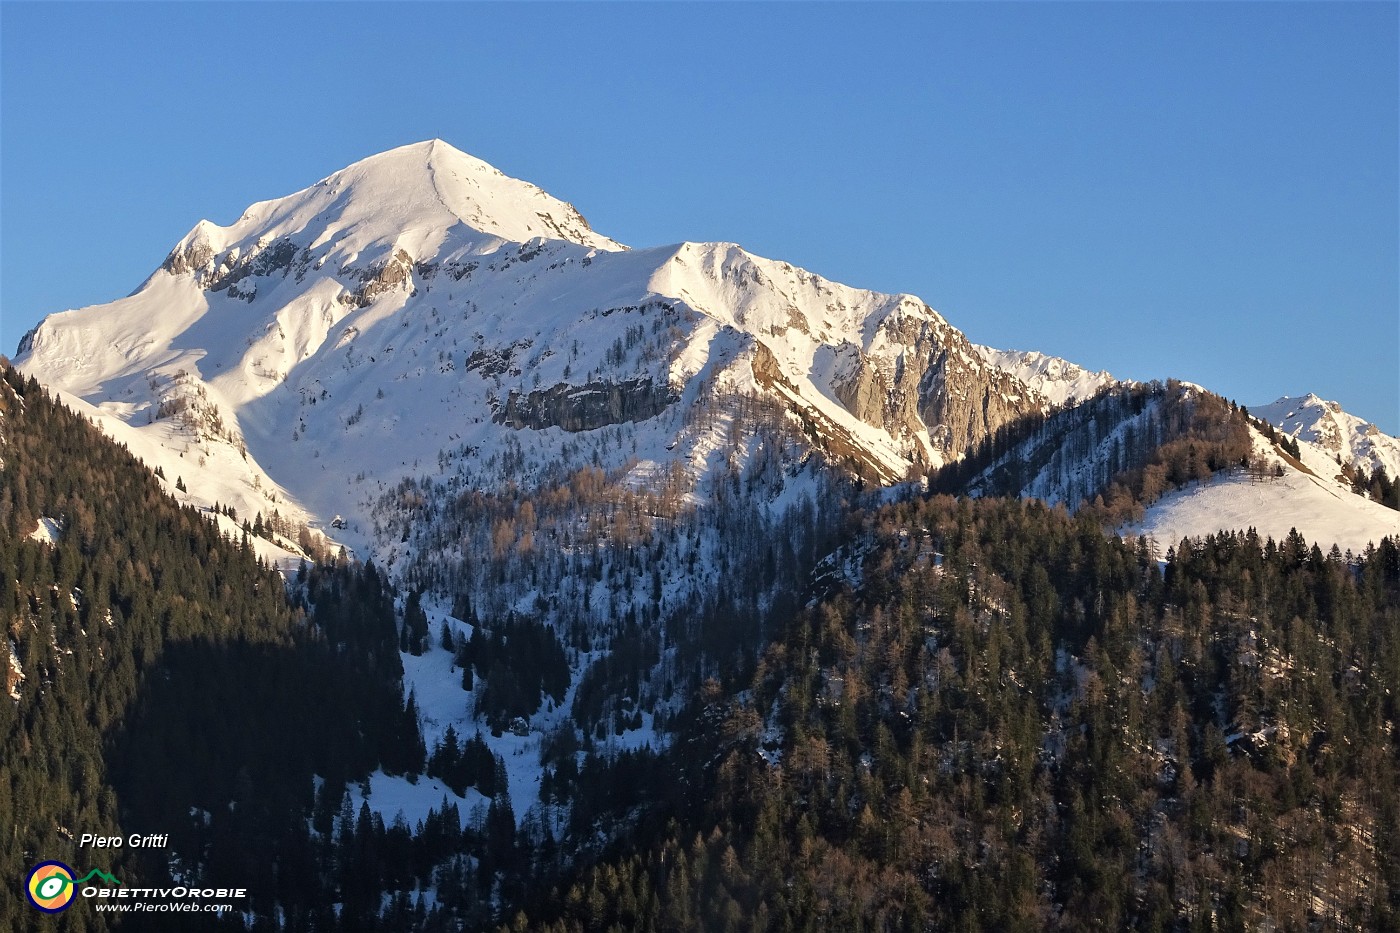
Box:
[1253,393,1399,480]
[161,140,622,286]
[313,139,622,251]
[331,138,500,185]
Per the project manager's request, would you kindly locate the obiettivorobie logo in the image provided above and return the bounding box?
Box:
[25,858,248,915]
[25,861,121,912]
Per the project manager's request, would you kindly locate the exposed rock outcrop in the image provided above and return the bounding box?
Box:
[344,249,416,308]
[496,378,678,432]
[163,238,216,277]
[831,307,1043,463]
[752,343,905,483]
[917,341,1042,457]
[164,234,301,295]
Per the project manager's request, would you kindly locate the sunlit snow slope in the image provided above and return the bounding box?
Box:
[1253,393,1400,481]
[1131,426,1400,556]
[973,345,1116,408]
[15,140,1049,557]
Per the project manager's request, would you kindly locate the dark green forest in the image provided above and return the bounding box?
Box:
[517,498,1400,931]
[5,361,1399,931]
[0,366,486,931]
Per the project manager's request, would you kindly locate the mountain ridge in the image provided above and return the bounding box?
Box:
[14,141,1399,562]
[16,141,1054,555]
[1252,392,1400,481]
[8,142,1400,932]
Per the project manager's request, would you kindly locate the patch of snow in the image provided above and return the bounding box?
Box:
[6,640,22,700]
[347,770,484,833]
[28,516,62,545]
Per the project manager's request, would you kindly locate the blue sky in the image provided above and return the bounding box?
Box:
[3,2,1396,431]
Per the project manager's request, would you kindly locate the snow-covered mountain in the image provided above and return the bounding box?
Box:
[1252,393,1400,481]
[15,140,1056,559]
[12,139,1400,833]
[11,140,1078,826]
[15,140,1400,569]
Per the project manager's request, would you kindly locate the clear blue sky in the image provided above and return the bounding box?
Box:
[3,2,1396,431]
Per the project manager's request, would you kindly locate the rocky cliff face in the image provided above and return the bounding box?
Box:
[496,378,679,432]
[346,249,417,308]
[917,340,1043,457]
[831,341,927,460]
[752,343,904,482]
[831,307,1044,464]
[163,237,216,277]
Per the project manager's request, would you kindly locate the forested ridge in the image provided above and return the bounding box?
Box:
[5,358,1399,932]
[1,365,446,931]
[515,498,1400,932]
[939,381,1263,522]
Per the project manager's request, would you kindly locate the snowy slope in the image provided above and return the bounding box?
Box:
[40,383,315,565]
[15,140,1044,550]
[1252,393,1400,481]
[1130,426,1400,556]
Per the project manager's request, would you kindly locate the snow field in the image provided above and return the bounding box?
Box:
[1131,428,1400,556]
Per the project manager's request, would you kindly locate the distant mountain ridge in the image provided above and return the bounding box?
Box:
[16,140,1058,549]
[14,140,1399,560]
[1251,393,1400,481]
[972,344,1116,408]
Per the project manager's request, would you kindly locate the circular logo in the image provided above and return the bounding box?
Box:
[26,861,77,912]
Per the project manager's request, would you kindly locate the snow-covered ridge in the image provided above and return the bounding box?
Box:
[1251,393,1400,481]
[973,345,1116,408]
[16,140,1050,539]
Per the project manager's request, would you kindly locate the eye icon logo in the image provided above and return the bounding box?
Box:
[25,862,122,911]
[26,861,77,912]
